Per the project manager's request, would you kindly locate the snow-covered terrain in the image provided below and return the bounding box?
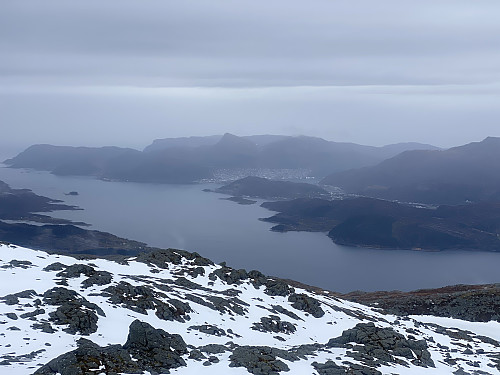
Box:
[0,243,499,374]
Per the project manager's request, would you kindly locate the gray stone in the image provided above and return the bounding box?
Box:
[288,293,325,318]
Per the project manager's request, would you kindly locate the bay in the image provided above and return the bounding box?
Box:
[0,164,499,293]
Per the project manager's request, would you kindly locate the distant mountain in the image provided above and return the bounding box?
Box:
[4,145,139,176]
[262,197,500,251]
[5,145,212,184]
[215,176,329,199]
[257,136,439,176]
[321,137,500,205]
[5,135,440,184]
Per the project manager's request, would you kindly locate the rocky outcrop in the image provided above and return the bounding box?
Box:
[328,322,434,368]
[34,320,188,374]
[123,320,188,371]
[43,287,105,335]
[50,263,113,288]
[229,346,291,375]
[288,293,325,318]
[102,281,192,322]
[252,315,296,335]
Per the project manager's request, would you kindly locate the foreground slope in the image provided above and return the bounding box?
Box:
[1,243,499,374]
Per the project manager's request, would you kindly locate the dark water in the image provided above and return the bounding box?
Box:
[1,165,499,293]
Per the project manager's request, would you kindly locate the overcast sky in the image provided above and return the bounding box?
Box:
[1,0,500,154]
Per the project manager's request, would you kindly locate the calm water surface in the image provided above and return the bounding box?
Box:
[1,165,499,293]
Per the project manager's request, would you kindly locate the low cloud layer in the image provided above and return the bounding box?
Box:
[1,0,499,150]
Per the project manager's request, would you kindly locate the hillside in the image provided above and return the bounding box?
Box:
[321,137,500,205]
[261,197,500,251]
[1,243,500,374]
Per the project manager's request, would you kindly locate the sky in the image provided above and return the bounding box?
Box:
[1,0,500,155]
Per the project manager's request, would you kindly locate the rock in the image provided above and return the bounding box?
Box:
[188,349,206,361]
[288,293,325,318]
[34,320,189,374]
[229,346,290,375]
[198,344,229,354]
[264,279,295,297]
[312,360,347,375]
[123,320,188,371]
[55,264,113,288]
[19,308,45,320]
[269,305,302,321]
[252,315,296,335]
[1,260,33,269]
[1,290,38,305]
[189,324,226,337]
[43,287,104,335]
[135,248,213,268]
[327,322,434,368]
[5,313,18,320]
[103,281,191,322]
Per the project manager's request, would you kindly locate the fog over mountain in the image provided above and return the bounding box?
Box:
[4,134,439,183]
[322,136,500,204]
[1,0,500,151]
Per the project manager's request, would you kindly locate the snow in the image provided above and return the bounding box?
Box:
[1,243,500,375]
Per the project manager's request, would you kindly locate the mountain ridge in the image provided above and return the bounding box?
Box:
[321,137,500,205]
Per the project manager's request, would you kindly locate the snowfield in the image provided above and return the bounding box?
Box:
[0,243,499,374]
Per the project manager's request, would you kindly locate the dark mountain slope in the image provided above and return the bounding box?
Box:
[321,137,500,204]
[262,197,500,251]
[5,145,212,184]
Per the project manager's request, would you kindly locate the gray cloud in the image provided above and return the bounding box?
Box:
[1,0,499,150]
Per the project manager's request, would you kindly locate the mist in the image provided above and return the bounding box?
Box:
[1,0,500,152]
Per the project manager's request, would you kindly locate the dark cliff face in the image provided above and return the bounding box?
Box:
[322,137,500,205]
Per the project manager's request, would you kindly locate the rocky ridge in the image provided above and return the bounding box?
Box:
[1,243,499,374]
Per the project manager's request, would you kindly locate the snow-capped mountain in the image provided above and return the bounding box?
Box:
[1,243,499,374]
